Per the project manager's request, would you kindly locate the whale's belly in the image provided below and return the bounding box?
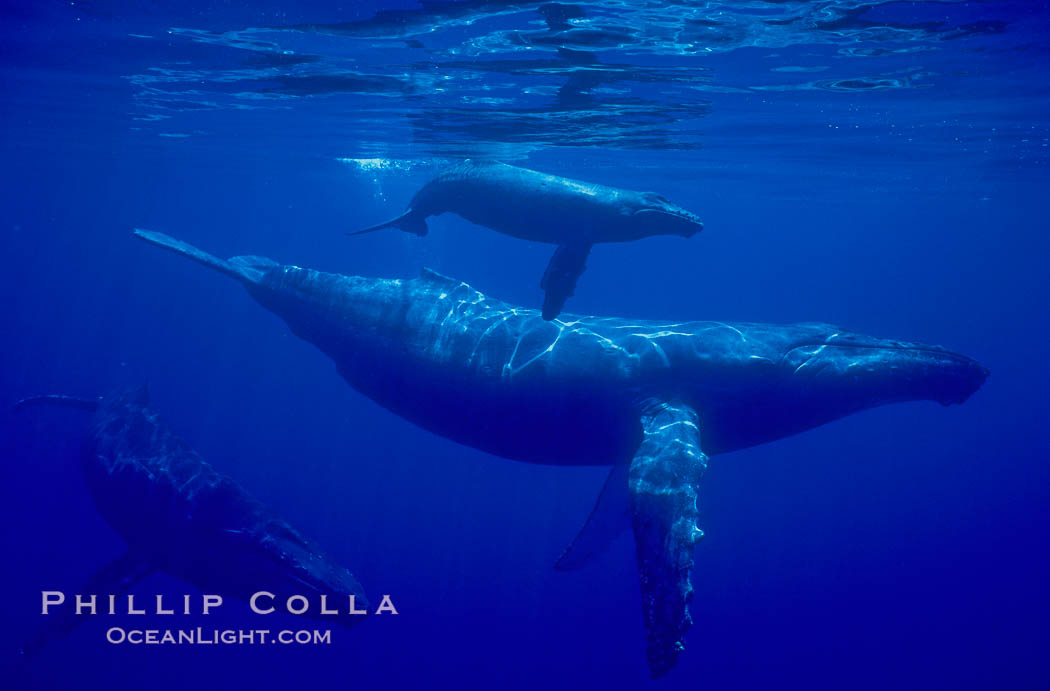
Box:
[338,351,641,466]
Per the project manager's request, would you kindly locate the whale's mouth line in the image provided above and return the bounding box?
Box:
[783,341,953,357]
[633,208,703,237]
[634,208,701,222]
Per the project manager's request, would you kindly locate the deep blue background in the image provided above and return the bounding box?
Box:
[2,1,1048,689]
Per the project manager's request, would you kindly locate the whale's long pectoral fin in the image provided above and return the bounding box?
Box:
[12,394,100,413]
[629,399,708,679]
[555,462,630,570]
[20,551,152,659]
[540,243,591,320]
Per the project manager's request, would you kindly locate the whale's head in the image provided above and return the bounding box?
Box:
[173,510,371,629]
[237,518,371,628]
[76,386,370,629]
[700,322,988,452]
[773,323,988,410]
[628,192,704,239]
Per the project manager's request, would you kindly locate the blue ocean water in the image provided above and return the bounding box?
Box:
[2,1,1048,688]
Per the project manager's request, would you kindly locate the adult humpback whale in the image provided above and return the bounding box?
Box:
[350,160,704,320]
[135,229,986,678]
[14,386,369,659]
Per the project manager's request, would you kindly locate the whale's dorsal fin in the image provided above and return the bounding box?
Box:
[419,266,457,283]
[108,382,151,410]
[418,267,476,292]
[555,462,630,570]
[629,398,708,679]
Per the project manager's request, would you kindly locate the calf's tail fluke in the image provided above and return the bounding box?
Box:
[348,209,428,237]
[133,228,269,284]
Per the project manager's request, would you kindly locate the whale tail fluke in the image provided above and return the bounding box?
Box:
[133,229,268,285]
[349,209,428,237]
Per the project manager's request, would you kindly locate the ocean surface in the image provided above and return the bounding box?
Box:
[2,1,1048,689]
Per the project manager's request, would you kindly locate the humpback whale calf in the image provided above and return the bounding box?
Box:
[135,229,986,678]
[14,386,369,658]
[351,160,704,320]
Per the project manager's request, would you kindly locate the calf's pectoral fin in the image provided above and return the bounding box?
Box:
[629,398,708,679]
[349,209,428,237]
[556,462,630,570]
[540,243,591,320]
[21,551,152,659]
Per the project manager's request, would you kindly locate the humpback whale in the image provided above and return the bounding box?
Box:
[135,229,986,678]
[14,386,368,658]
[350,160,704,320]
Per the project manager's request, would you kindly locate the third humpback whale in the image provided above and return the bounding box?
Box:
[350,160,704,319]
[14,386,369,659]
[135,229,986,678]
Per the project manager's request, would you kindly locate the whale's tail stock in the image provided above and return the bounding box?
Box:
[133,229,273,285]
[348,209,428,237]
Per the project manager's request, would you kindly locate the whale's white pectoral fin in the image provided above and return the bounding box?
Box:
[629,399,708,679]
[555,462,630,570]
[540,243,592,320]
